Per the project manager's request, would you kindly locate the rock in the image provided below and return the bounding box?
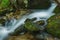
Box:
[27,0,51,9]
[10,0,26,9]
[46,14,60,38]
[30,17,37,21]
[0,18,6,26]
[24,19,40,31]
[54,6,60,14]
[8,33,36,40]
[36,20,45,26]
[9,25,25,36]
[54,0,60,7]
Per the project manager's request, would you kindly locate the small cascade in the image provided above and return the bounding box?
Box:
[0,3,57,40]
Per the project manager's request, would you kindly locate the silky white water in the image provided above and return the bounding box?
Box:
[0,3,57,40]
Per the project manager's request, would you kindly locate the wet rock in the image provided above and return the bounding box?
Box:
[36,20,45,26]
[30,17,37,21]
[24,19,46,32]
[9,25,25,36]
[24,19,40,31]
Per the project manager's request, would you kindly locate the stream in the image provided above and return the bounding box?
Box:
[0,3,57,40]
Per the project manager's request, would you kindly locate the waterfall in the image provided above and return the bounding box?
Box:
[28,3,57,20]
[8,2,57,33]
[48,3,57,13]
[0,3,57,40]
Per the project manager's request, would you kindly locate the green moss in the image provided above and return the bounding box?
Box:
[54,6,60,14]
[0,0,10,9]
[46,14,60,38]
[24,19,39,31]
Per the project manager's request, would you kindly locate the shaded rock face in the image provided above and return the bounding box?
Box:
[27,0,51,9]
[24,18,46,32]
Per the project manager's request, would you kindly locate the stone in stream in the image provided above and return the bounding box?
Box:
[36,20,45,26]
[30,17,37,21]
[24,19,45,32]
[9,25,25,36]
[24,19,40,31]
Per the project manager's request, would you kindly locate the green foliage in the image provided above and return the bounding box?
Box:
[0,0,10,9]
[46,14,60,38]
[54,6,60,14]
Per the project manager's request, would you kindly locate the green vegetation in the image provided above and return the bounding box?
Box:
[46,14,60,38]
[47,6,60,38]
[54,6,60,14]
[0,0,10,9]
[24,19,39,31]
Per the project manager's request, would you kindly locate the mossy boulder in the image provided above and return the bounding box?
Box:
[54,6,60,14]
[24,19,40,31]
[46,14,60,38]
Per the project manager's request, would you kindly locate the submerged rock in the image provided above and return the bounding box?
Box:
[0,18,6,26]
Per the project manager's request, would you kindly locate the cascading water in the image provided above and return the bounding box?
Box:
[0,3,57,40]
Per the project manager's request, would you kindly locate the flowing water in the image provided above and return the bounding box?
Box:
[0,3,57,40]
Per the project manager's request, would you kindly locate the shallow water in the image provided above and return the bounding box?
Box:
[0,3,57,40]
